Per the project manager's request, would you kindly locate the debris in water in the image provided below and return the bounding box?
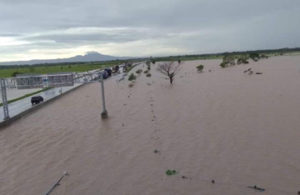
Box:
[45,171,69,195]
[247,185,265,192]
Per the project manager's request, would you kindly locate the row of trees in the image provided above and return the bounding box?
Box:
[220,53,268,68]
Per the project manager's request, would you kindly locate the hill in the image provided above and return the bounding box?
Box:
[0,52,127,66]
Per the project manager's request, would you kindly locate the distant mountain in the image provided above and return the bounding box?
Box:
[0,52,128,66]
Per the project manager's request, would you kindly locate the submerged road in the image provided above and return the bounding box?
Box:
[0,84,82,122]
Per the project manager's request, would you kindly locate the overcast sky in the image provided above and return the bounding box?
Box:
[0,0,300,62]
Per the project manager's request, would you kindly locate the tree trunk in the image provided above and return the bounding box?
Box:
[169,76,173,84]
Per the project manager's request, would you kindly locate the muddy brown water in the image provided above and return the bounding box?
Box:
[0,56,300,195]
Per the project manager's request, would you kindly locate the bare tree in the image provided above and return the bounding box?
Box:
[157,61,181,84]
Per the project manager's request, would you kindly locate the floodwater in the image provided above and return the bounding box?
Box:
[0,56,300,195]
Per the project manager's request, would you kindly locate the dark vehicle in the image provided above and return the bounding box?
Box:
[101,71,109,79]
[104,68,112,76]
[101,68,112,79]
[31,96,44,105]
[112,65,119,73]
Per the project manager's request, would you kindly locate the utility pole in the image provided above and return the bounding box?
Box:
[100,72,108,119]
[0,79,10,121]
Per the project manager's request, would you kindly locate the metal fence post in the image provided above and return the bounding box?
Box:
[100,73,108,119]
[1,79,10,121]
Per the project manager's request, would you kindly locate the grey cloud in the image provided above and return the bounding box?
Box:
[22,27,163,44]
[1,0,299,32]
[0,0,300,61]
[0,33,21,37]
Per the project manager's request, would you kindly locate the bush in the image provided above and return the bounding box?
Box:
[125,65,134,73]
[220,62,227,68]
[260,54,268,59]
[223,55,235,66]
[237,57,249,65]
[196,65,204,72]
[220,55,236,68]
[144,70,149,74]
[249,53,260,61]
[128,73,136,81]
[146,73,151,77]
[136,69,142,74]
[11,71,21,77]
[166,170,177,176]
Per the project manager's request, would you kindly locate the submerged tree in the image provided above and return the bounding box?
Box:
[249,53,260,61]
[220,55,235,68]
[196,64,204,72]
[157,61,181,85]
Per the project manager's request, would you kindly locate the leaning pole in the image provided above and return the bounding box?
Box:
[0,79,10,121]
[100,73,108,119]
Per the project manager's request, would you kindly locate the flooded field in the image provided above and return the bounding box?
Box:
[0,56,299,195]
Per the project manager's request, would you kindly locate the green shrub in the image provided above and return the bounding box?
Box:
[237,57,249,65]
[260,54,268,59]
[146,73,151,77]
[220,62,227,68]
[249,53,260,61]
[128,73,136,81]
[196,65,204,72]
[220,55,237,68]
[11,71,21,77]
[125,65,134,73]
[144,70,149,74]
[166,170,177,176]
[223,55,235,66]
